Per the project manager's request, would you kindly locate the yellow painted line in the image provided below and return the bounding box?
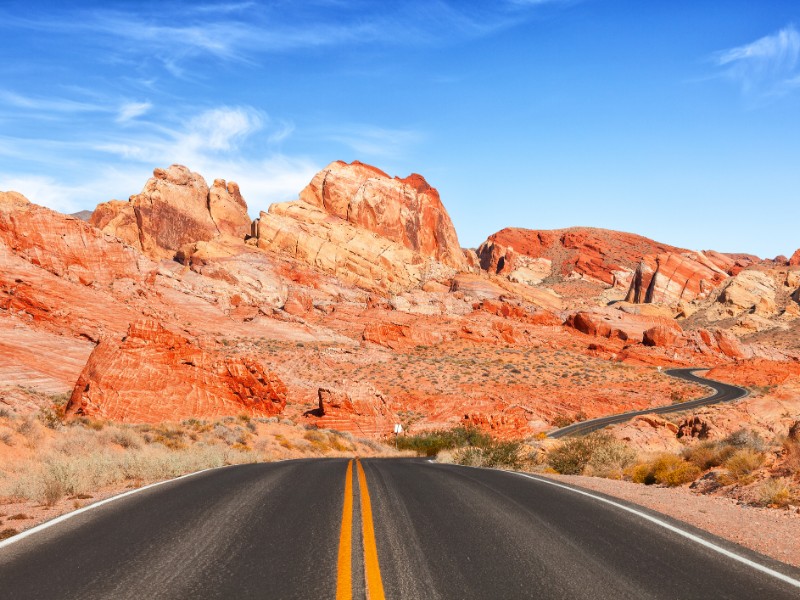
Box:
[336,459,354,600]
[357,459,386,600]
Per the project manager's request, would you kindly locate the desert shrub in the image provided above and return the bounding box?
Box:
[396,426,492,457]
[0,429,13,446]
[782,439,800,474]
[0,528,18,541]
[37,405,65,430]
[454,440,525,470]
[585,440,637,479]
[683,441,736,471]
[756,478,794,508]
[101,426,143,450]
[722,448,765,483]
[547,433,628,476]
[630,454,701,487]
[454,446,485,467]
[723,429,766,452]
[551,415,574,428]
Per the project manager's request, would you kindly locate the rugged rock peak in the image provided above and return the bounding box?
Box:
[790,249,800,267]
[298,160,466,269]
[91,165,250,260]
[66,319,287,423]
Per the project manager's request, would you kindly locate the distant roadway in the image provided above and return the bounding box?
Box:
[548,368,749,438]
[2,457,798,599]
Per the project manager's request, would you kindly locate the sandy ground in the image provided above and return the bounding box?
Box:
[545,473,800,568]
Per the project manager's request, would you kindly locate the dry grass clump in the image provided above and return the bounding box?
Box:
[720,448,765,484]
[755,478,795,508]
[547,433,635,477]
[629,454,701,487]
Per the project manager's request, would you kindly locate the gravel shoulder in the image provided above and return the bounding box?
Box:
[543,473,800,568]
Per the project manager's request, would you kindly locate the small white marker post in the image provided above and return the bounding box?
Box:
[393,423,403,448]
[657,366,662,373]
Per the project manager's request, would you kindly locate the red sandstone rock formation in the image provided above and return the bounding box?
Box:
[0,191,150,287]
[565,307,682,344]
[299,161,466,269]
[478,227,680,285]
[66,319,287,422]
[255,161,466,292]
[789,249,800,267]
[311,385,396,437]
[91,165,250,259]
[625,253,729,305]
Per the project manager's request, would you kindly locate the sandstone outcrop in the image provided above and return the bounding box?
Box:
[255,161,465,292]
[625,252,729,305]
[478,227,680,286]
[66,319,287,422]
[311,384,396,437]
[0,191,150,287]
[299,161,466,269]
[789,249,800,267]
[565,307,682,344]
[712,270,777,318]
[91,165,250,259]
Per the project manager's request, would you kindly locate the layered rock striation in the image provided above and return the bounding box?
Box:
[66,319,287,423]
[254,161,466,292]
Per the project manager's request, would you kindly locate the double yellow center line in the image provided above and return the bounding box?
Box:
[336,459,386,600]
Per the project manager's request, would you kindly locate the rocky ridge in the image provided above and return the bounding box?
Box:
[0,159,797,440]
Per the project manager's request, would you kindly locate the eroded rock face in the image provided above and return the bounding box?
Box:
[478,227,680,287]
[714,270,777,318]
[625,253,729,305]
[0,191,151,287]
[66,319,287,422]
[92,165,250,260]
[255,161,465,292]
[311,384,396,437]
[299,161,466,269]
[565,307,682,344]
[789,249,800,267]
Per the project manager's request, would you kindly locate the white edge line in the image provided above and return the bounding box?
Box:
[0,464,230,551]
[514,472,800,590]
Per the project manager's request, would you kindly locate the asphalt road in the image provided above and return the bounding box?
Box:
[2,458,799,599]
[548,368,749,438]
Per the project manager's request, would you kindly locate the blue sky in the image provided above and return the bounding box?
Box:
[1,0,798,257]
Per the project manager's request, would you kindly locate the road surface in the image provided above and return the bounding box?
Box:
[548,368,748,438]
[1,458,798,599]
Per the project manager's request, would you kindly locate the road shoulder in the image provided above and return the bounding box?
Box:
[540,472,800,568]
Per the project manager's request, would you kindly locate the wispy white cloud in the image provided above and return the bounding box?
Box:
[715,25,800,96]
[116,101,152,123]
[0,91,103,113]
[0,2,570,78]
[325,125,424,158]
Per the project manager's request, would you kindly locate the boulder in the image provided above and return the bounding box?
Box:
[65,319,287,422]
[642,325,680,347]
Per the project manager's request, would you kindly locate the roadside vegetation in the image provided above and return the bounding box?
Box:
[541,426,800,509]
[0,393,391,539]
[396,425,532,470]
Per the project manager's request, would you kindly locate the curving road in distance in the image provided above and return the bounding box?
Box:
[1,457,798,599]
[548,368,749,438]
